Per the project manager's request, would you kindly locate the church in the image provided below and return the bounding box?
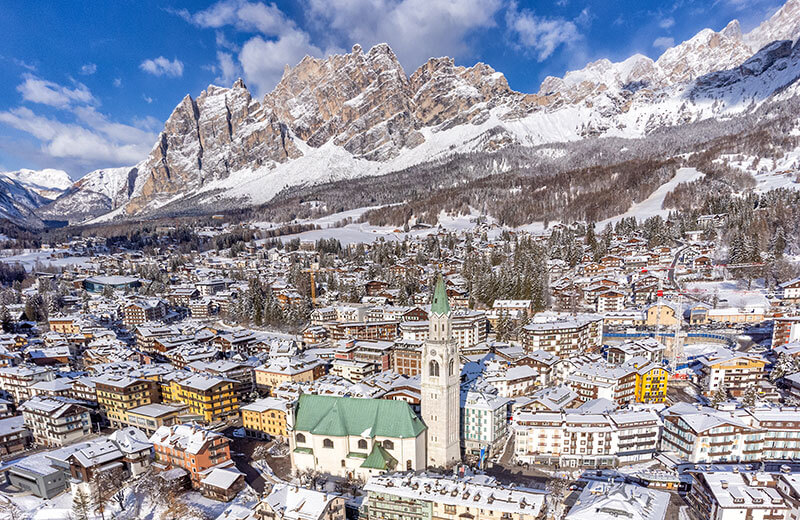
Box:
[288,274,462,477]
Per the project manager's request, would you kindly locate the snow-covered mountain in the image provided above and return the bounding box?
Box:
[37,0,800,225]
[1,168,72,200]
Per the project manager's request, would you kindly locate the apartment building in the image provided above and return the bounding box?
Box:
[255,355,326,394]
[165,373,239,423]
[150,423,233,488]
[256,484,346,520]
[363,474,545,520]
[123,299,167,327]
[698,352,767,397]
[687,471,789,520]
[513,409,661,467]
[460,387,510,457]
[399,311,487,350]
[0,366,55,403]
[94,373,161,428]
[19,396,92,447]
[520,312,603,358]
[661,403,800,463]
[241,396,291,440]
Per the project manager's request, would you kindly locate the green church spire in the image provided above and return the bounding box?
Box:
[431,273,450,315]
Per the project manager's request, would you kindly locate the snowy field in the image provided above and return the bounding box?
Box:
[595,167,705,230]
[0,251,93,272]
[683,280,769,308]
[719,151,800,193]
[268,208,503,245]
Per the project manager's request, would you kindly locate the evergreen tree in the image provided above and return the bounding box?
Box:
[711,384,728,406]
[72,488,91,520]
[741,384,759,408]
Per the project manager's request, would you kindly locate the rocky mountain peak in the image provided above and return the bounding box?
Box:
[746,0,800,51]
[655,21,753,83]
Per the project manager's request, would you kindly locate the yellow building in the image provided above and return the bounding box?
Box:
[94,374,161,428]
[644,303,679,327]
[48,316,80,334]
[165,373,239,423]
[634,364,669,403]
[240,397,291,440]
[254,357,325,394]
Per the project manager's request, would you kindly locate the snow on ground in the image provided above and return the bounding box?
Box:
[266,207,501,246]
[595,167,705,231]
[0,251,93,272]
[720,150,800,193]
[683,280,769,308]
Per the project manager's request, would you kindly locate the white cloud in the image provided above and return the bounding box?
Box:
[113,78,123,88]
[306,0,503,70]
[653,36,675,50]
[180,0,291,36]
[659,17,675,29]
[143,94,153,104]
[16,75,96,108]
[216,51,240,86]
[80,63,97,75]
[216,31,240,51]
[240,31,323,95]
[505,3,579,61]
[575,7,592,28]
[0,106,154,166]
[139,56,184,77]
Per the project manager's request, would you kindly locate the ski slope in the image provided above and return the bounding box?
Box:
[595,167,705,230]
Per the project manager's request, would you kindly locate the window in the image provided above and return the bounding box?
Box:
[295,433,306,444]
[448,359,454,376]
[407,460,412,470]
[358,439,368,450]
[323,438,334,449]
[444,505,456,514]
[382,440,394,450]
[429,360,440,377]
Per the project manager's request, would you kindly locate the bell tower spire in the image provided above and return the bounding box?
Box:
[421,273,461,468]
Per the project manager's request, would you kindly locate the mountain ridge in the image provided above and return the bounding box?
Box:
[31,0,800,227]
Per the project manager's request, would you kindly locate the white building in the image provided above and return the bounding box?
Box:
[460,382,510,457]
[567,481,669,520]
[513,409,661,467]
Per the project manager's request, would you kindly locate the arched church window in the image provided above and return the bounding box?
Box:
[429,360,440,377]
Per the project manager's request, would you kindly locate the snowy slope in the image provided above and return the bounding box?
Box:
[595,167,705,230]
[1,168,72,200]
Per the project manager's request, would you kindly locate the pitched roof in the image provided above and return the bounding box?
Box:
[360,443,397,470]
[294,394,426,439]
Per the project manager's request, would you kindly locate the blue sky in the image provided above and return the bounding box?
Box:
[0,0,783,178]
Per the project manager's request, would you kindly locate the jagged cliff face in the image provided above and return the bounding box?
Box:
[125,81,301,214]
[36,0,800,225]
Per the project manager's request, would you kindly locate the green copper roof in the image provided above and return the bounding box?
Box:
[431,273,450,315]
[360,443,397,470]
[294,394,427,439]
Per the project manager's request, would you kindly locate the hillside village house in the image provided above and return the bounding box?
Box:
[19,396,92,447]
[150,423,234,489]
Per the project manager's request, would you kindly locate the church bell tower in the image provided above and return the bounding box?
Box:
[421,274,461,468]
